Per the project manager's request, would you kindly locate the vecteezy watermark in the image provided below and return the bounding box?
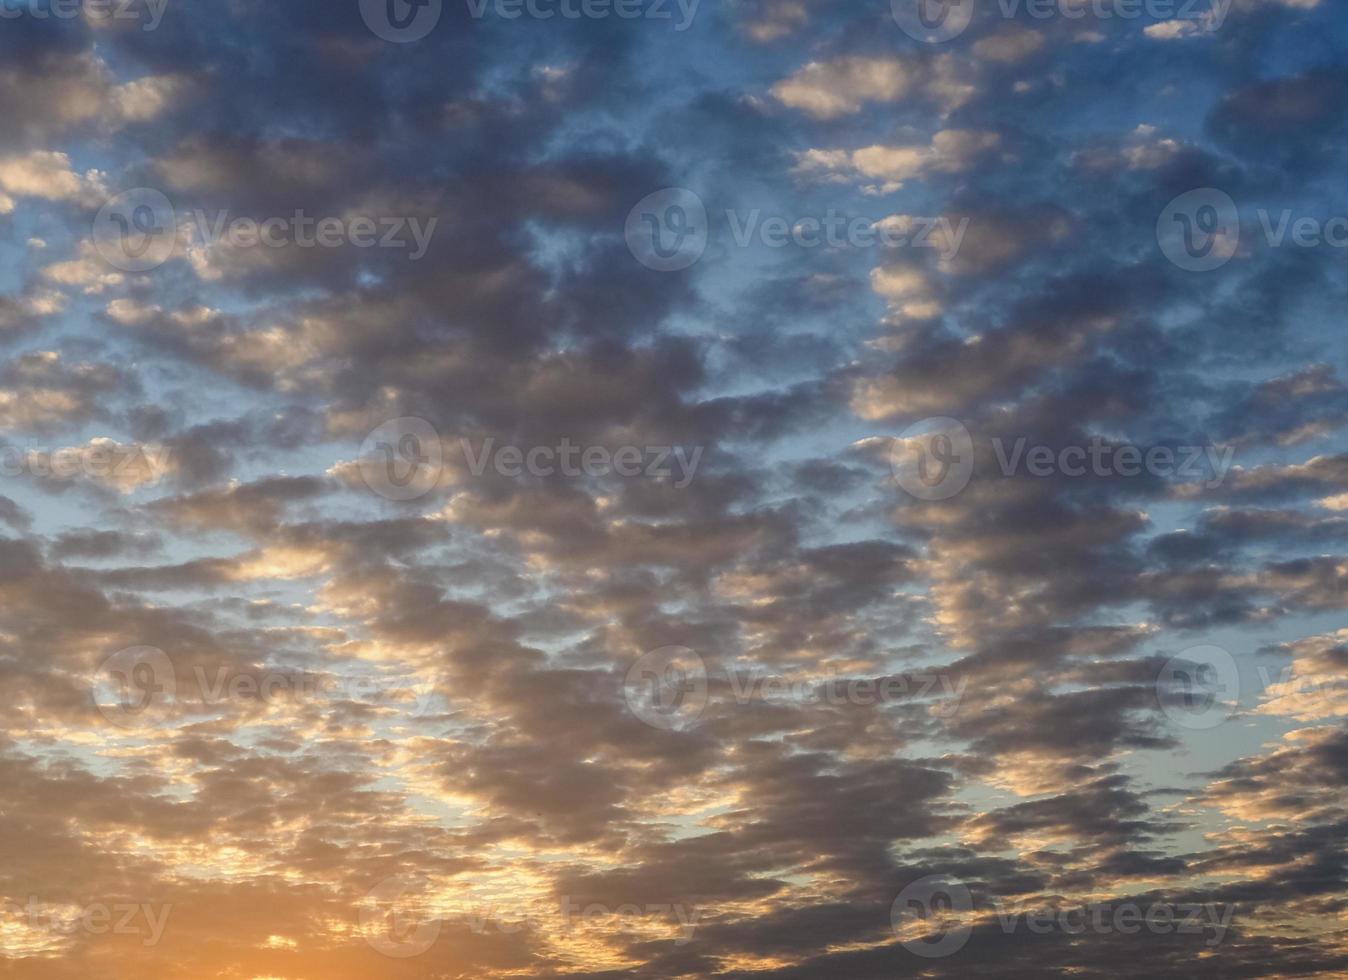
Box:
[91,646,177,729]
[360,885,702,956]
[991,436,1234,488]
[891,0,976,43]
[1156,644,1240,730]
[92,188,438,272]
[466,0,699,28]
[719,210,968,259]
[359,0,699,42]
[183,666,437,714]
[1156,188,1240,272]
[1158,188,1348,272]
[623,646,709,731]
[360,876,443,958]
[1162,652,1347,727]
[187,208,438,260]
[355,418,706,501]
[460,438,704,488]
[1254,210,1348,251]
[891,878,1235,958]
[891,0,1229,44]
[358,417,444,502]
[623,646,966,731]
[465,899,703,945]
[890,417,976,501]
[991,900,1234,947]
[0,897,173,948]
[0,0,168,30]
[891,876,974,958]
[624,188,968,272]
[0,443,173,489]
[91,188,177,273]
[360,0,443,40]
[721,670,967,716]
[559,898,702,945]
[1156,644,1346,729]
[91,645,438,728]
[891,420,1235,501]
[625,188,708,272]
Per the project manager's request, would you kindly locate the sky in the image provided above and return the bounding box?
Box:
[1,0,1347,976]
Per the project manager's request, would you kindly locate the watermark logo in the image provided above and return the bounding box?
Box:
[461,437,703,487]
[91,643,440,725]
[467,0,699,27]
[1255,210,1348,251]
[188,208,438,260]
[1,442,173,490]
[623,646,709,731]
[465,899,703,944]
[891,875,974,957]
[0,897,173,947]
[991,899,1234,946]
[359,417,443,501]
[891,879,1236,957]
[360,876,442,958]
[1157,644,1240,729]
[992,437,1233,488]
[723,671,965,716]
[93,190,438,271]
[893,423,1235,501]
[1160,189,1348,270]
[893,0,1229,43]
[360,0,443,41]
[623,650,966,730]
[627,193,965,272]
[892,0,977,43]
[383,897,705,947]
[557,898,701,945]
[625,188,709,272]
[93,188,177,273]
[189,666,440,716]
[0,0,169,30]
[891,418,974,501]
[727,211,967,258]
[1157,188,1240,272]
[91,646,176,729]
[360,0,699,41]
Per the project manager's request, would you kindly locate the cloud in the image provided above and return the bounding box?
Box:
[0,150,106,207]
[772,57,912,119]
[794,130,1001,193]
